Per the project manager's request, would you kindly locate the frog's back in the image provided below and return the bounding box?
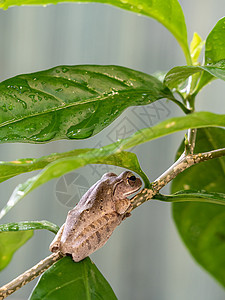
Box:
[59,177,120,261]
[61,210,122,261]
[60,176,118,261]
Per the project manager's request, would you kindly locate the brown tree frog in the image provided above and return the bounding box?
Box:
[50,171,142,262]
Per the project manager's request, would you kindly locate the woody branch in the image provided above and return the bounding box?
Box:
[129,147,225,210]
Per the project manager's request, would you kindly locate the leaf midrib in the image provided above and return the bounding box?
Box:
[41,276,82,299]
[83,261,91,300]
[0,88,161,128]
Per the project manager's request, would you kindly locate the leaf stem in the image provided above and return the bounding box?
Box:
[185,97,196,155]
[154,192,225,206]
[180,43,192,66]
[169,97,191,114]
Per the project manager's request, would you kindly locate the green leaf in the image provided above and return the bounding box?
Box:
[0,148,150,219]
[0,149,149,186]
[205,17,225,64]
[0,65,174,143]
[164,59,225,90]
[172,127,225,287]
[119,111,225,150]
[0,221,58,271]
[164,66,202,90]
[197,17,225,92]
[0,230,33,271]
[165,18,225,94]
[190,32,204,65]
[0,1,190,63]
[0,149,90,183]
[29,256,117,300]
[0,221,59,234]
[152,71,167,82]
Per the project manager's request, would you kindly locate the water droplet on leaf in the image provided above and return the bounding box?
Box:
[62,67,69,73]
[17,99,27,109]
[67,126,95,139]
[2,104,7,112]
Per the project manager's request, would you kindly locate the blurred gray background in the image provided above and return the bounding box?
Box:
[0,0,225,299]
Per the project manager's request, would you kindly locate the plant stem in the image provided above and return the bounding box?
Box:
[185,128,197,154]
[128,147,225,210]
[0,252,63,299]
[185,97,196,155]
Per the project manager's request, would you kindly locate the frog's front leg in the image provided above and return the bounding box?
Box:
[49,224,65,253]
[115,198,131,215]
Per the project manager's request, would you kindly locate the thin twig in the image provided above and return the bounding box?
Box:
[0,252,63,299]
[129,147,225,210]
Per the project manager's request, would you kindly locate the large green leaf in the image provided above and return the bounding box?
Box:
[164,59,225,90]
[172,127,225,287]
[197,17,225,92]
[0,65,174,143]
[29,256,117,300]
[1,111,225,219]
[0,1,190,64]
[0,230,33,271]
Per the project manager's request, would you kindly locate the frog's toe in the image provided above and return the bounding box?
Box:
[49,241,60,253]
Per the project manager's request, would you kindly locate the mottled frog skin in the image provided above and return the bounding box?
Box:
[50,171,142,262]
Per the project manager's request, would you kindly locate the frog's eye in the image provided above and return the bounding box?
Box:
[128,175,137,185]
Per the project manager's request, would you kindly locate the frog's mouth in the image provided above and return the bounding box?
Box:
[124,184,142,196]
